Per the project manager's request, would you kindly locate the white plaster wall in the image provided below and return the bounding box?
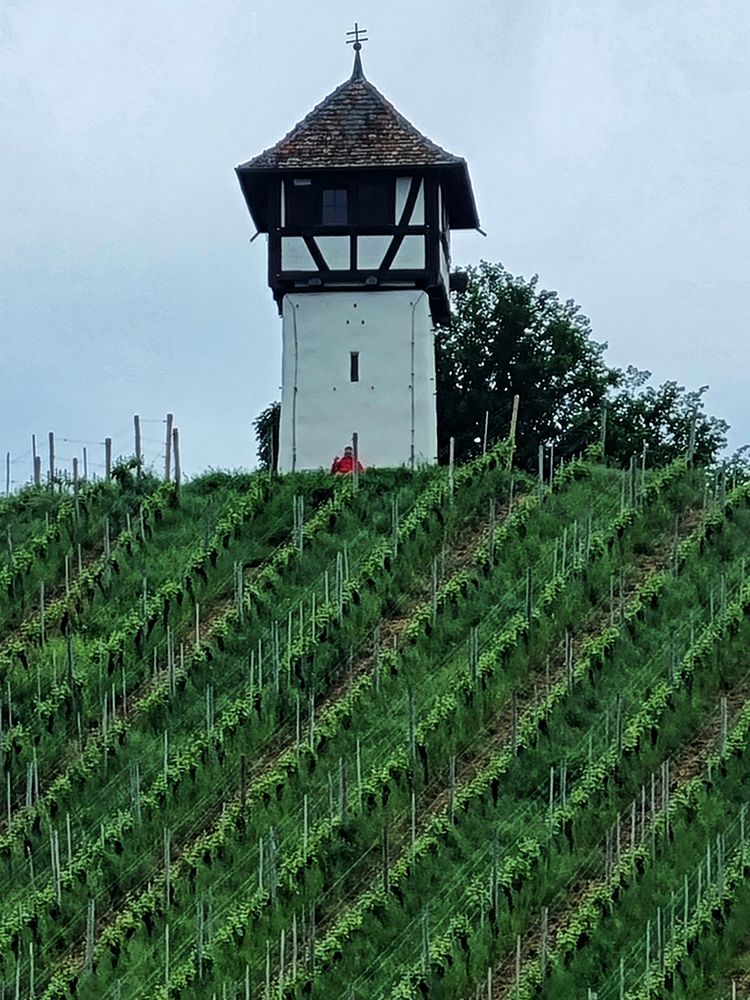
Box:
[392,235,425,269]
[396,177,410,220]
[316,236,350,270]
[410,180,424,225]
[395,177,424,224]
[282,237,315,270]
[440,243,450,296]
[357,235,390,270]
[278,291,437,471]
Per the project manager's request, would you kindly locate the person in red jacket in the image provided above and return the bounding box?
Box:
[331,445,365,475]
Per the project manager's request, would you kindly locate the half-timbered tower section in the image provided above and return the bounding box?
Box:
[236,45,479,471]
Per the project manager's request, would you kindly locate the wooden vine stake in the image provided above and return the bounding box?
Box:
[48,431,55,487]
[382,823,390,893]
[421,907,430,975]
[537,444,544,499]
[85,898,95,975]
[134,414,142,473]
[507,394,519,470]
[540,906,549,979]
[164,413,173,480]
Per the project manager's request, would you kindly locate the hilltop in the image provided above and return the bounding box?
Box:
[1,447,749,999]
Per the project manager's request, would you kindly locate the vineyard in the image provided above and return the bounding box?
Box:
[3,446,750,999]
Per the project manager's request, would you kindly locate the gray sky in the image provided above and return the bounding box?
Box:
[2,0,748,481]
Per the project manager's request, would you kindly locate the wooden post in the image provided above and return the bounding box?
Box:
[540,906,549,979]
[72,457,79,491]
[600,402,608,454]
[4,451,9,496]
[164,413,174,481]
[172,427,181,491]
[482,410,489,454]
[83,446,88,481]
[449,436,455,494]
[382,823,390,893]
[687,411,697,464]
[538,444,544,498]
[34,454,42,487]
[48,431,55,487]
[352,432,359,490]
[105,437,112,481]
[134,414,142,473]
[32,433,38,483]
[507,393,520,469]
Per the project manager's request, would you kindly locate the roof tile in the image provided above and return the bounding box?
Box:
[238,63,465,171]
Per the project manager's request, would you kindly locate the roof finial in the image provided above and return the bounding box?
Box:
[346,22,368,80]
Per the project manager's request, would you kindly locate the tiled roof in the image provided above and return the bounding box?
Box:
[238,54,465,171]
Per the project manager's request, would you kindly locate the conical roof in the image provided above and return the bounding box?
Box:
[236,53,479,230]
[239,56,466,171]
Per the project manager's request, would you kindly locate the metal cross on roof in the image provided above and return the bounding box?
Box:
[346,22,368,51]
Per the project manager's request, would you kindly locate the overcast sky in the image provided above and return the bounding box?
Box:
[2,0,748,482]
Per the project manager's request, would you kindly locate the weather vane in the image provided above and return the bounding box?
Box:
[346,22,368,51]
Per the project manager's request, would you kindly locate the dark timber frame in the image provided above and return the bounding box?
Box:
[253,168,452,323]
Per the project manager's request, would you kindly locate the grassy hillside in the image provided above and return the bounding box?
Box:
[2,449,750,999]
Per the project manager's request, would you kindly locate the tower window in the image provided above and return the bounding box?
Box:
[350,351,360,382]
[357,181,394,225]
[286,180,316,226]
[322,189,348,225]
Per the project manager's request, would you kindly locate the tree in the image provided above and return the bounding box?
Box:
[253,401,280,472]
[436,261,617,468]
[439,261,728,470]
[604,367,728,467]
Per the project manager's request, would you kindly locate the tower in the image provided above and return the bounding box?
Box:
[236,30,479,471]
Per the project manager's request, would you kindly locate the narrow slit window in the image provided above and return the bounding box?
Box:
[350,351,360,382]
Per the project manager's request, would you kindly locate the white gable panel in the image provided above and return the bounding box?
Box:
[357,235,391,270]
[410,181,424,224]
[391,235,425,270]
[395,177,425,225]
[316,236,350,270]
[396,177,410,221]
[282,237,316,270]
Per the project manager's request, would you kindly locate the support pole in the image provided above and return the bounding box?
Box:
[173,427,181,491]
[105,437,112,481]
[507,393,520,470]
[134,414,142,474]
[48,431,55,487]
[164,413,174,481]
[352,432,359,490]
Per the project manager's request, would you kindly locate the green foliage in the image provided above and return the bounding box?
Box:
[4,446,750,1000]
[439,261,729,471]
[604,365,728,467]
[437,261,617,467]
[253,400,281,471]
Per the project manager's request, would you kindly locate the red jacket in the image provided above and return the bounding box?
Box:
[331,454,365,475]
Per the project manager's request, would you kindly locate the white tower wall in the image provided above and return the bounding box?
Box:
[278,291,437,471]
